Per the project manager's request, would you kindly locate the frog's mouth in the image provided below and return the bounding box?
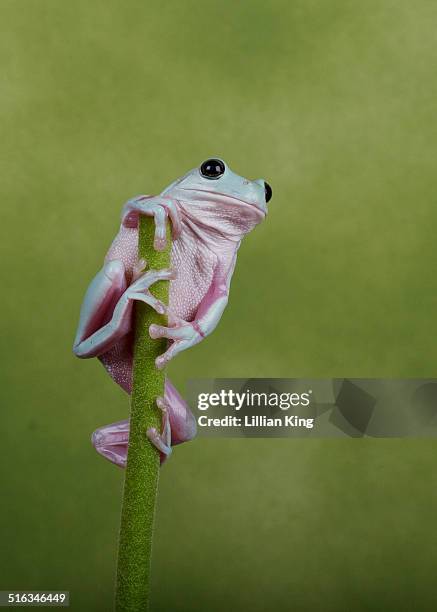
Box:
[178,188,267,219]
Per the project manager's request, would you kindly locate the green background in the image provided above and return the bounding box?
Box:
[1,1,437,610]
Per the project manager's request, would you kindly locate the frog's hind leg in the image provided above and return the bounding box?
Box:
[92,379,196,466]
[73,260,128,359]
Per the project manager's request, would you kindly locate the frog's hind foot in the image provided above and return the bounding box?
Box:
[146,396,172,462]
[92,419,129,468]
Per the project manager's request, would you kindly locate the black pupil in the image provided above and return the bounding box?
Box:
[200,159,225,179]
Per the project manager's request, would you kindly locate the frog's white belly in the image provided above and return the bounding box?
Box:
[170,232,216,322]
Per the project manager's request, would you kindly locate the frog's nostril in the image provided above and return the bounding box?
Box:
[264,181,272,203]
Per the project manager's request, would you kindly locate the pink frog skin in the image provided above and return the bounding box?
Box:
[73,158,272,465]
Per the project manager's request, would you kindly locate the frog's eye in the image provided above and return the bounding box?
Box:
[200,159,225,179]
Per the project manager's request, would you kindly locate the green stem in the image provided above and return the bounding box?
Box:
[115,217,171,612]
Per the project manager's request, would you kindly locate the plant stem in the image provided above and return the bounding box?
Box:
[115,217,171,612]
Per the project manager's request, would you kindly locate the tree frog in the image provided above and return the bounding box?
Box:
[73,158,272,465]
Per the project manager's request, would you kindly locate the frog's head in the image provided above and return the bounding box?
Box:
[160,158,272,242]
[162,158,271,214]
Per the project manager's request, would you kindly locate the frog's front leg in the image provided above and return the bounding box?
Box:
[73,261,175,358]
[150,265,232,369]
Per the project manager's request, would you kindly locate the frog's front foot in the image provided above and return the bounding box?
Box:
[121,195,182,251]
[149,317,203,370]
[146,396,172,461]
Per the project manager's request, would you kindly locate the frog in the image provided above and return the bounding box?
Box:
[73,158,272,465]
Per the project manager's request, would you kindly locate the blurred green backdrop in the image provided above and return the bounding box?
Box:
[1,1,437,610]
